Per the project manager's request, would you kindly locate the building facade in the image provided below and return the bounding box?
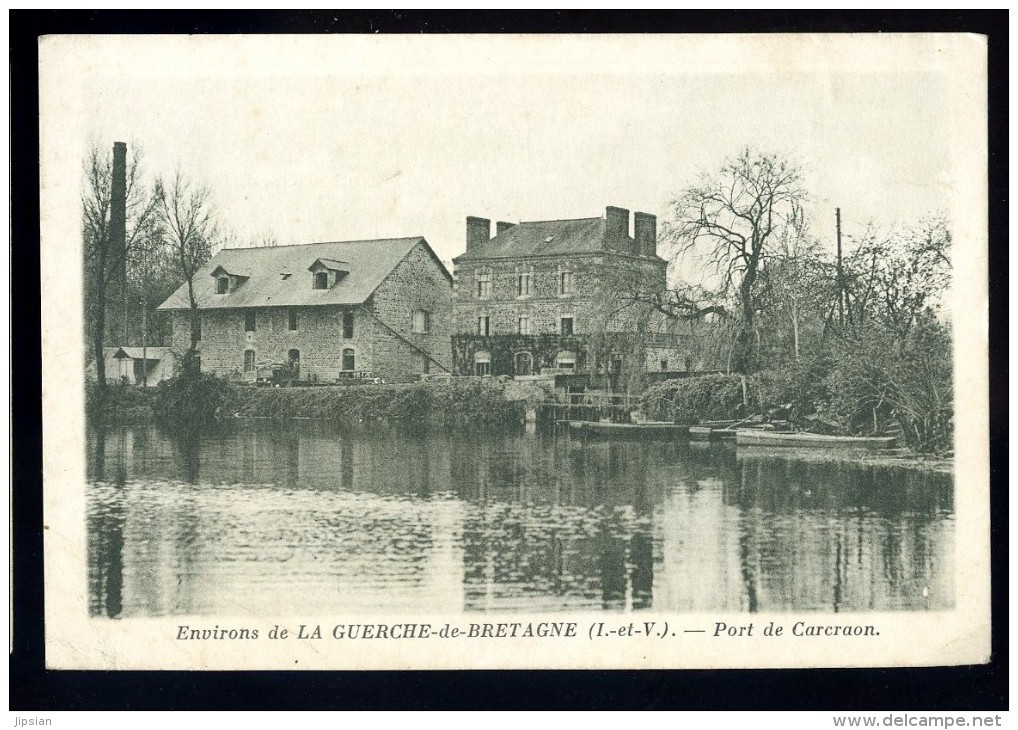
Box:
[451,206,690,386]
[157,237,453,383]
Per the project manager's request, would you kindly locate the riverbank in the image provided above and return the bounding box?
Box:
[89,377,527,429]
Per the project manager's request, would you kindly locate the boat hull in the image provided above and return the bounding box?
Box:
[568,421,689,439]
[689,425,738,442]
[735,430,897,449]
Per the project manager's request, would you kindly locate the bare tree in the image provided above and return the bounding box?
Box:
[666,148,806,373]
[847,215,951,337]
[82,142,161,394]
[159,168,220,371]
[755,207,838,362]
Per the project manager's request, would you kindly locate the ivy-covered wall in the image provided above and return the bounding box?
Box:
[452,334,591,376]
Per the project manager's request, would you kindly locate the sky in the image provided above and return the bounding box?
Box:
[41,34,985,276]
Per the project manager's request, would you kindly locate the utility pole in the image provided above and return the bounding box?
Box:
[836,207,844,327]
[141,296,148,387]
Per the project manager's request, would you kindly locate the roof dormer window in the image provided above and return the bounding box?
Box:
[308,258,349,290]
[210,265,249,295]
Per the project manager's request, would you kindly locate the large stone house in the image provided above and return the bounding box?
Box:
[451,206,690,387]
[157,237,453,383]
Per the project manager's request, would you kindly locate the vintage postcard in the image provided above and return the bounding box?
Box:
[40,33,989,670]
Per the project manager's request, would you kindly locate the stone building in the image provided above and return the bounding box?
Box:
[451,206,690,386]
[157,237,453,383]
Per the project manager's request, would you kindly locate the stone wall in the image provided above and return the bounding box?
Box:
[170,240,454,384]
[452,253,667,337]
[367,240,454,379]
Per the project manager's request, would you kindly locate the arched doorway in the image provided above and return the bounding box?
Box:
[555,350,576,372]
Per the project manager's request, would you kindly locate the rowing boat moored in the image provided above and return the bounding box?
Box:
[568,420,689,438]
[689,425,738,442]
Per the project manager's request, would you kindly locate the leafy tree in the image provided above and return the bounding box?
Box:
[666,148,807,373]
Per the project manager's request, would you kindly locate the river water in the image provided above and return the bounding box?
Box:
[86,422,953,617]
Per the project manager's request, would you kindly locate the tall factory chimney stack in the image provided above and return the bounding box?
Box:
[109,141,128,343]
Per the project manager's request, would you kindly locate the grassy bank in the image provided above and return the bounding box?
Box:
[90,377,527,429]
[643,371,952,455]
[221,379,525,427]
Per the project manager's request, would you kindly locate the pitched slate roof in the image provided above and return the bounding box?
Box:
[113,346,170,360]
[158,237,447,311]
[453,217,614,261]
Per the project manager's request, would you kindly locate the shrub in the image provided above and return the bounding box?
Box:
[218,379,524,428]
[642,374,752,423]
[152,373,233,430]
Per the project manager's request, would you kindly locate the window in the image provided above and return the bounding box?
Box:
[476,272,492,298]
[342,348,355,372]
[195,316,201,341]
[559,271,575,295]
[477,315,490,336]
[514,352,533,376]
[217,276,229,294]
[245,311,256,332]
[518,316,531,335]
[474,350,491,376]
[660,359,669,371]
[556,351,576,371]
[517,272,531,297]
[412,309,431,334]
[422,354,430,375]
[243,349,256,373]
[288,309,298,331]
[560,316,574,336]
[314,271,329,290]
[343,311,355,339]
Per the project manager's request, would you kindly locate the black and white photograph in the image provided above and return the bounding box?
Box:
[38,32,990,671]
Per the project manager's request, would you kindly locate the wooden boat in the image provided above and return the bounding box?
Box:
[735,429,897,449]
[688,425,738,442]
[568,420,689,438]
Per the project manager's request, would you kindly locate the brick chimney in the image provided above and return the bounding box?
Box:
[495,221,515,236]
[110,141,128,341]
[605,206,630,250]
[634,211,657,257]
[466,216,491,252]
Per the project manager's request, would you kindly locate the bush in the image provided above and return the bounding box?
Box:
[822,318,952,453]
[152,373,233,430]
[642,374,752,423]
[219,379,524,428]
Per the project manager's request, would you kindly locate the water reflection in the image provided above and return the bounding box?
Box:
[86,423,954,617]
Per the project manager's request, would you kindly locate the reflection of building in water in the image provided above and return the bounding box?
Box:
[87,425,468,615]
[456,434,658,611]
[87,425,955,616]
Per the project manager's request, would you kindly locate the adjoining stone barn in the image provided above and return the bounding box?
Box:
[157,237,453,383]
[450,206,692,390]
